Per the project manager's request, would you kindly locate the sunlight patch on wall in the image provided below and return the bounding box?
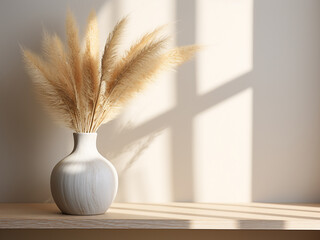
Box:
[115,129,173,202]
[193,88,252,202]
[196,0,253,95]
[113,0,176,127]
[96,0,116,53]
[97,0,176,202]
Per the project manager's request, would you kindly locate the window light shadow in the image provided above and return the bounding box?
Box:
[131,203,320,220]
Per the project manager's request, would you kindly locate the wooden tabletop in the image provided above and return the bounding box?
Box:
[1,203,320,230]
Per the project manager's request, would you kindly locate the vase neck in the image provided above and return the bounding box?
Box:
[72,133,98,154]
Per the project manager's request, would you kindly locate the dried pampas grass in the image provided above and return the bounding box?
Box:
[22,10,199,133]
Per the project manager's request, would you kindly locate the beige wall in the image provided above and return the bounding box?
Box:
[0,0,320,203]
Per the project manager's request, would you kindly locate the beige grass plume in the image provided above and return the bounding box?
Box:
[22,10,200,133]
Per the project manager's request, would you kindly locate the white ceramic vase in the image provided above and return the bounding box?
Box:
[50,133,118,215]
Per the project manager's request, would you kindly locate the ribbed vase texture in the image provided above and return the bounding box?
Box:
[50,133,118,215]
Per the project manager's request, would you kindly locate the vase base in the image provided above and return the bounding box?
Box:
[60,211,107,216]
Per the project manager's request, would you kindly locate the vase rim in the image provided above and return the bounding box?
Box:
[73,132,97,135]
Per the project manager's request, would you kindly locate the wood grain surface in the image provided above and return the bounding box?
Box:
[1,203,320,230]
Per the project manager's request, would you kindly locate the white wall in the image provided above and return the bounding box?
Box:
[0,0,320,203]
